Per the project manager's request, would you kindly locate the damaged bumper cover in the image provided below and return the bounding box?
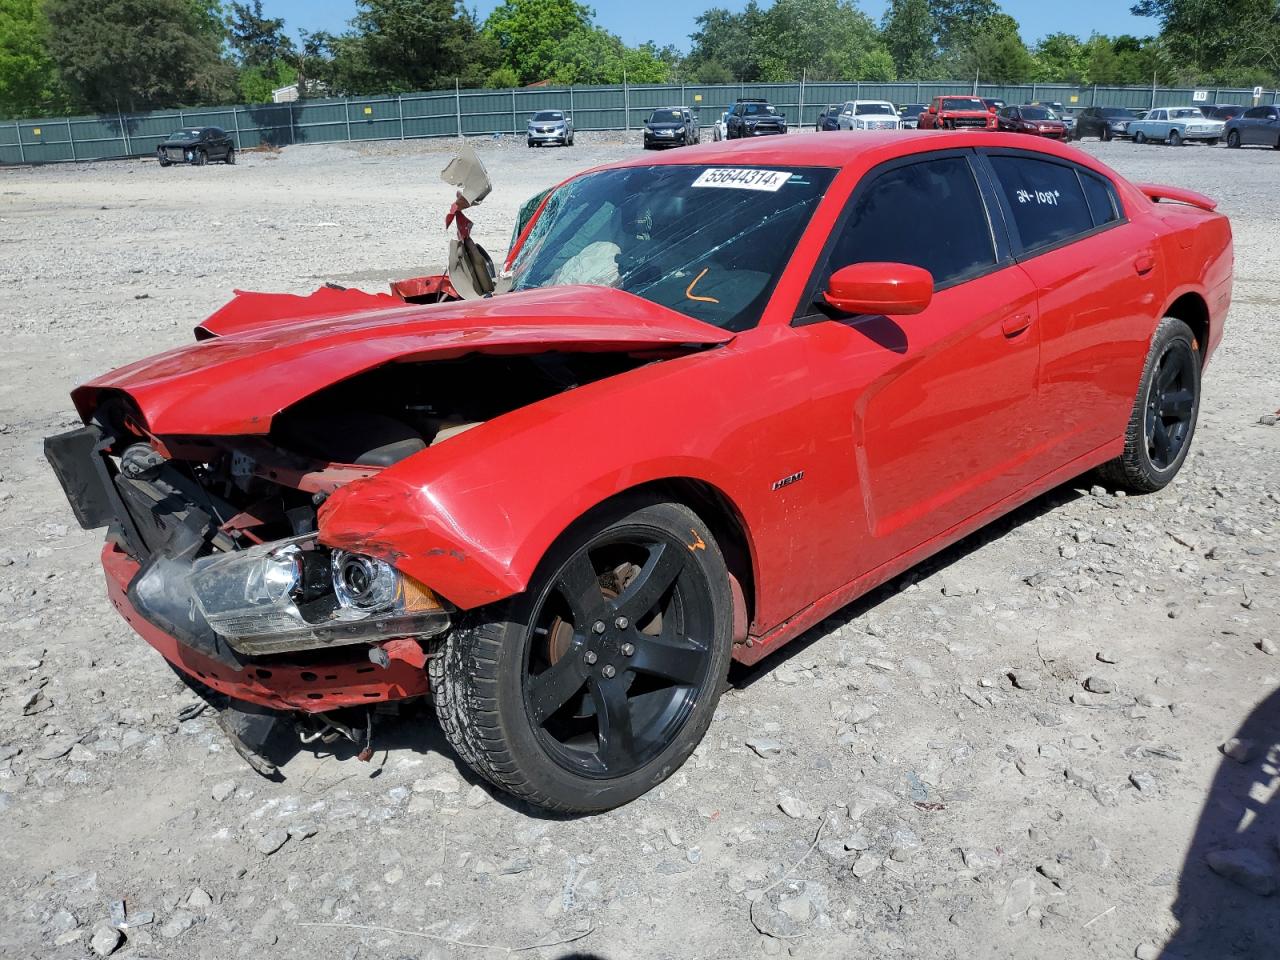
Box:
[46,424,448,711]
[106,544,432,711]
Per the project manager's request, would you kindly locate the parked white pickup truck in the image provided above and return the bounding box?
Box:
[1128,107,1224,146]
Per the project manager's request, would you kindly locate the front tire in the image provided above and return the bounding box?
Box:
[430,498,733,813]
[1097,317,1200,493]
[1102,126,1113,142]
[1135,131,1147,144]
[1206,137,1219,146]
[226,147,236,164]
[1168,129,1182,146]
[1227,130,1241,148]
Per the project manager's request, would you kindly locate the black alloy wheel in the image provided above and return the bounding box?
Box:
[1144,337,1197,471]
[429,498,733,812]
[1099,317,1201,493]
[522,528,717,779]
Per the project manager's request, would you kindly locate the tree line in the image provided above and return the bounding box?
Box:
[1,0,1277,120]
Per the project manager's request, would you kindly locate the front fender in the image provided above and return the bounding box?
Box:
[316,333,806,616]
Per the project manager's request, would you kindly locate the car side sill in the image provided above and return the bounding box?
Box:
[734,436,1123,666]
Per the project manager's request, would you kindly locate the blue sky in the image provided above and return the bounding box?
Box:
[268,1,1157,48]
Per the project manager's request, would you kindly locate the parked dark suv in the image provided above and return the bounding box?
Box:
[1202,104,1246,122]
[1074,106,1139,141]
[726,99,787,138]
[157,127,235,166]
[643,107,699,148]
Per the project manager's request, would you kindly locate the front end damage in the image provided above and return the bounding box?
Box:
[46,142,735,775]
[45,409,452,772]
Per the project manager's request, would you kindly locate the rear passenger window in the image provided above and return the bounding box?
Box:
[1080,171,1120,226]
[988,155,1095,253]
[827,156,996,288]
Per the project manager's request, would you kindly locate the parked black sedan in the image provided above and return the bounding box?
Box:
[1224,104,1280,149]
[815,104,842,131]
[1073,106,1139,141]
[157,127,235,166]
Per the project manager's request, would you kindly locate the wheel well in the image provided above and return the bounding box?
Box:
[595,479,756,626]
[1165,293,1210,365]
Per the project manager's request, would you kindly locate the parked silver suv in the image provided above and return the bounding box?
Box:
[527,110,574,147]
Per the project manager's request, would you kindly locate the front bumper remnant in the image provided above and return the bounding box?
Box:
[105,544,431,712]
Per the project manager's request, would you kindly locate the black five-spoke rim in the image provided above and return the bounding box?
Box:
[1145,340,1196,471]
[522,530,714,779]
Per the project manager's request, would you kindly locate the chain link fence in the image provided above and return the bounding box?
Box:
[3,79,1277,165]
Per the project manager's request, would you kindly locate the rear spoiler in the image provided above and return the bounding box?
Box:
[1136,183,1218,212]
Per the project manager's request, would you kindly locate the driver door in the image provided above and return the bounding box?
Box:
[792,151,1041,597]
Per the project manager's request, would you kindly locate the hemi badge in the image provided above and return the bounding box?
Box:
[771,471,804,491]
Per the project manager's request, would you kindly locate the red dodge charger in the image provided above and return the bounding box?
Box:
[47,132,1232,811]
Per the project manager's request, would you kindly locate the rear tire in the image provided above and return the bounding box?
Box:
[430,497,733,813]
[1097,317,1200,494]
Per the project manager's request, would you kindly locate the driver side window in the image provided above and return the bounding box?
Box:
[823,156,998,293]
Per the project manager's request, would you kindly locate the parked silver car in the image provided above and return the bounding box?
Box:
[1128,106,1224,146]
[527,110,574,147]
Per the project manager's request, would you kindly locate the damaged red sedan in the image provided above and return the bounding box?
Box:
[47,133,1232,812]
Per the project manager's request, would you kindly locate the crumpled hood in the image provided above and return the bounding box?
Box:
[73,285,733,436]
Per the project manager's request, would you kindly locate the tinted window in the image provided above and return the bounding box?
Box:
[827,156,996,289]
[1080,172,1120,227]
[1244,107,1268,119]
[989,156,1095,253]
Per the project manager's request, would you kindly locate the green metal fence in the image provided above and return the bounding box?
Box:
[3,80,1277,165]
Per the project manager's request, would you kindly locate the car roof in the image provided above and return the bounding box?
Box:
[596,129,1104,174]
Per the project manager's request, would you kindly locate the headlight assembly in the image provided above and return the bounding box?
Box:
[189,535,450,655]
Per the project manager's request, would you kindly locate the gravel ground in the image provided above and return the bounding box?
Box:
[1,131,1277,960]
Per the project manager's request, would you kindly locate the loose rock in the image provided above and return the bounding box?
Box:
[90,925,122,957]
[1205,848,1277,896]
[256,829,290,856]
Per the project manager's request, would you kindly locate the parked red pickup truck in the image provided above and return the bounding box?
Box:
[918,95,998,131]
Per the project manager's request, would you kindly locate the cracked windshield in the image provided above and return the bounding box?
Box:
[510,165,836,331]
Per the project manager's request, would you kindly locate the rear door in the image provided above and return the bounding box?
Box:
[978,148,1162,463]
[792,150,1041,596]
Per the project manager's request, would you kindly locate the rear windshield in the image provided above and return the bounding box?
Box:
[942,98,985,111]
[648,110,682,124]
[855,103,895,115]
[1100,108,1132,118]
[1170,108,1204,119]
[532,111,564,122]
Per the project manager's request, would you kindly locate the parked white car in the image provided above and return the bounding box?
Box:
[1128,106,1224,146]
[836,100,902,131]
[712,111,728,142]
